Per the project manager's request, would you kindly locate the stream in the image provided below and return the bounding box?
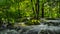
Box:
[0,20,60,34]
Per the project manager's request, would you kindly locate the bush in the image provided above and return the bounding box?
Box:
[25,19,40,25]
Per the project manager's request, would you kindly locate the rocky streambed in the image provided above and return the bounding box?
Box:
[0,19,60,34]
[0,24,60,34]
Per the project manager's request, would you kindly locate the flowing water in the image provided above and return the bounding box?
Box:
[0,20,60,34]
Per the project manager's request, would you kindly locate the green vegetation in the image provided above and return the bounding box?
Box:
[0,0,60,26]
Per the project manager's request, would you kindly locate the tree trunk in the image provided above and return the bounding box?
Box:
[41,3,44,18]
[35,0,39,19]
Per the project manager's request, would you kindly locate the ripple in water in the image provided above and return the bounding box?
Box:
[0,24,60,34]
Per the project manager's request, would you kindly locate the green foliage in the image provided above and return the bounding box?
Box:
[25,19,40,25]
[0,0,60,26]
